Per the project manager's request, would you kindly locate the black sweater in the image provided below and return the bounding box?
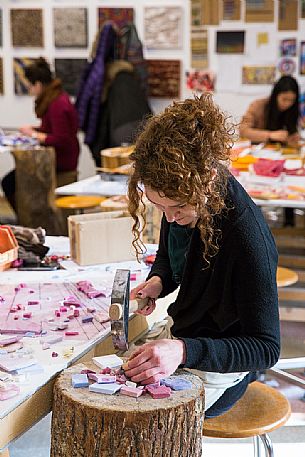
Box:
[148,175,280,373]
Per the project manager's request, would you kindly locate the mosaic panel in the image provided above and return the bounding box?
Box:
[53,8,88,48]
[13,57,39,95]
[98,8,134,29]
[144,7,183,50]
[55,58,87,96]
[11,9,43,47]
[147,60,180,98]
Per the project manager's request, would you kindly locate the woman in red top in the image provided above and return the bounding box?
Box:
[2,57,79,211]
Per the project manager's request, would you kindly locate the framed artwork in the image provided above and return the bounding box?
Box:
[278,0,298,31]
[13,57,39,95]
[0,58,3,95]
[191,0,203,26]
[147,60,181,98]
[242,65,276,84]
[278,58,296,75]
[144,7,183,50]
[300,42,305,76]
[222,0,241,21]
[201,0,219,25]
[245,0,274,23]
[55,59,87,96]
[186,70,215,92]
[98,8,134,29]
[300,92,305,128]
[216,31,245,54]
[11,9,43,47]
[53,8,88,48]
[302,0,305,19]
[191,28,208,69]
[280,39,297,57]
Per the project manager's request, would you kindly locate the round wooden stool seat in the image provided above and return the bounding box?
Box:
[276,266,298,287]
[203,381,290,439]
[55,195,105,210]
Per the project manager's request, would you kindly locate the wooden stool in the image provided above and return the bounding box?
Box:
[276,266,298,287]
[202,381,291,457]
[55,195,106,214]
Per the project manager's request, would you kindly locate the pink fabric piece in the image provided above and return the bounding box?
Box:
[253,159,285,177]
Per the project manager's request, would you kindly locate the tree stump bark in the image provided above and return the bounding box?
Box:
[51,363,205,457]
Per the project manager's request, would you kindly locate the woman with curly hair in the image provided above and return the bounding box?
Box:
[124,94,280,418]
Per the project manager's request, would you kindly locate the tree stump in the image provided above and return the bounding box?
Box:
[51,363,205,457]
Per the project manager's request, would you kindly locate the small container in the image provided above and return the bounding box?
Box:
[0,226,18,271]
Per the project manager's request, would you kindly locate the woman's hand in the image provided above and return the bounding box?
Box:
[130,276,163,300]
[19,125,34,137]
[269,130,288,142]
[124,339,186,384]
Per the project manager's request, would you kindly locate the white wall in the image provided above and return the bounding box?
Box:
[1,0,305,182]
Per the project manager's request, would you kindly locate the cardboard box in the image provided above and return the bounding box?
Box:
[68,211,135,265]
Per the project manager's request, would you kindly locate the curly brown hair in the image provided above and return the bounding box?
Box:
[128,93,235,263]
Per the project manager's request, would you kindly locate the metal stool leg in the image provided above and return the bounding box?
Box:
[253,435,262,457]
[260,434,274,457]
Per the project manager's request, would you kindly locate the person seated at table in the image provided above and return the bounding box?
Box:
[1,57,79,211]
[124,94,280,418]
[239,75,300,147]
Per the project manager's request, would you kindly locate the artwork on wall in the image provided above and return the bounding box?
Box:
[144,7,183,50]
[216,31,245,54]
[0,58,3,95]
[245,0,274,23]
[278,0,298,31]
[201,0,219,25]
[280,39,297,57]
[302,0,305,19]
[300,92,305,127]
[222,0,241,21]
[191,0,203,26]
[13,57,38,95]
[147,60,180,98]
[242,65,276,84]
[11,9,43,47]
[53,8,88,48]
[191,29,208,69]
[300,42,305,75]
[257,32,269,46]
[278,58,296,75]
[55,59,87,96]
[98,8,134,29]
[186,70,215,92]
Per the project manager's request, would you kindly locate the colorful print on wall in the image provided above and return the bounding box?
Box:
[191,29,208,69]
[98,8,134,29]
[300,92,305,128]
[147,60,180,98]
[216,31,245,54]
[245,0,274,23]
[0,58,3,94]
[300,42,305,75]
[13,57,38,95]
[191,0,203,26]
[53,8,88,48]
[144,7,183,50]
[11,9,43,47]
[278,58,296,75]
[55,59,87,96]
[186,70,215,92]
[242,66,276,84]
[280,38,297,57]
[222,0,241,21]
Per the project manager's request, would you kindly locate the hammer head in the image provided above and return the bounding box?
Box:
[109,269,130,351]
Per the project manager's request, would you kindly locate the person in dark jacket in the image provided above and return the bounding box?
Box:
[2,57,79,211]
[125,94,280,418]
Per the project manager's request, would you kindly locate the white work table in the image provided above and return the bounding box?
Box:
[55,175,128,197]
[0,237,173,455]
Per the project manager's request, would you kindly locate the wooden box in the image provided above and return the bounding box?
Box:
[68,211,135,265]
[0,225,18,271]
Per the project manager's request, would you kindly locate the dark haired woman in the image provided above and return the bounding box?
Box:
[2,57,79,211]
[124,94,280,418]
[239,75,300,146]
